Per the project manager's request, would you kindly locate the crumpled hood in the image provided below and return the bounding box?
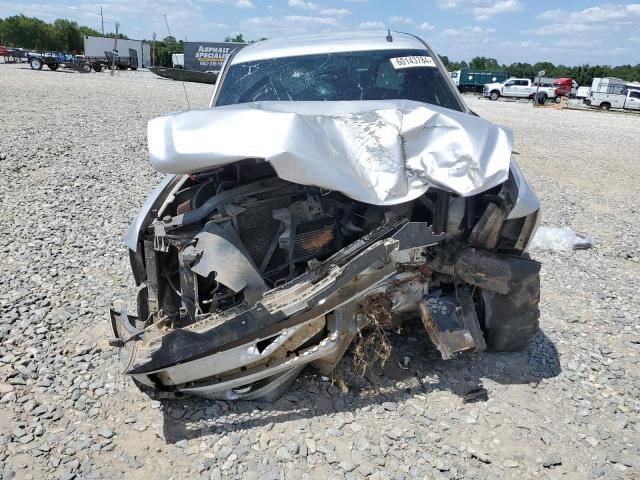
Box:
[148,100,513,206]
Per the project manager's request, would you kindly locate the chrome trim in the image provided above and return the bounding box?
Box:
[176,331,340,398]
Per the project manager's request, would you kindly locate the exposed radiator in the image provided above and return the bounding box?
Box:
[236,196,338,274]
[236,196,291,268]
[293,219,337,260]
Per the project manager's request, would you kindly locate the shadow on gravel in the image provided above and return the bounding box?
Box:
[158,317,561,443]
[17,66,75,73]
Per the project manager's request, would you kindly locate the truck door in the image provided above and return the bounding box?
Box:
[515,80,530,97]
[503,80,516,95]
[625,90,640,110]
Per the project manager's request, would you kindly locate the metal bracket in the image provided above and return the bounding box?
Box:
[418,289,486,360]
[152,220,169,252]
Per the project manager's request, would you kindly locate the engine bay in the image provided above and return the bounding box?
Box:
[141,160,471,327]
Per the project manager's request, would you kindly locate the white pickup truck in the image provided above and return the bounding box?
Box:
[586,89,640,111]
[483,78,556,102]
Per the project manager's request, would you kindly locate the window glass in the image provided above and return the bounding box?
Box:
[216,49,463,111]
[375,61,403,90]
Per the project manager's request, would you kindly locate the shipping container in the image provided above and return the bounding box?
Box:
[450,70,509,92]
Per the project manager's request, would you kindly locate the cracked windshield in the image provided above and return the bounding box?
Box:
[216,49,462,111]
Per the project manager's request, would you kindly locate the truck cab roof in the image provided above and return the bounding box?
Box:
[231,31,431,64]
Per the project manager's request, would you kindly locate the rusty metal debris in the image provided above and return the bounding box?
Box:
[418,290,486,360]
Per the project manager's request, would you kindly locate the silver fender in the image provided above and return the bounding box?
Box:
[507,160,540,220]
[124,174,183,251]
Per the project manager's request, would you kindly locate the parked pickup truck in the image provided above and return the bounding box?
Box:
[483,78,556,102]
[586,89,640,111]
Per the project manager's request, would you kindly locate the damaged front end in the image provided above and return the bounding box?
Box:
[111,101,540,401]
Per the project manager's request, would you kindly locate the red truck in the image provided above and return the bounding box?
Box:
[1,46,30,63]
[554,78,577,100]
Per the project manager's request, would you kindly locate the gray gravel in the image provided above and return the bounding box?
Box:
[1,63,639,480]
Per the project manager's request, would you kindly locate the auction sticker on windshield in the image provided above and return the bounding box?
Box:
[390,56,436,69]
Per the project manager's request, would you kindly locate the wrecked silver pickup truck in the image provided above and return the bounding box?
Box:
[110,32,541,401]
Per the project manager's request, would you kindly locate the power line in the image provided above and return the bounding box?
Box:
[164,14,173,39]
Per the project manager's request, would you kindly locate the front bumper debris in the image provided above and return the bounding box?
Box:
[111,220,505,399]
[110,216,541,400]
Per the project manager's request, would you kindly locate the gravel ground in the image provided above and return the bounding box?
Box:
[0,63,639,480]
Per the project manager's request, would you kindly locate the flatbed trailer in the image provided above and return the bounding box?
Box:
[28,52,92,73]
[84,50,140,72]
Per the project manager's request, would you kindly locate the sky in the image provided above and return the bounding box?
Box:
[1,0,639,65]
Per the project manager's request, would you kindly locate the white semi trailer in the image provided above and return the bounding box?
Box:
[83,36,151,68]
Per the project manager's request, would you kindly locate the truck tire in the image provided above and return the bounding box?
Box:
[29,57,43,70]
[47,63,58,71]
[555,96,562,104]
[129,67,138,71]
[600,103,611,111]
[535,92,547,105]
[489,90,500,101]
[480,255,541,352]
[81,64,91,73]
[93,64,102,72]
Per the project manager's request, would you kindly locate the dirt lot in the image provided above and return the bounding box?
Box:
[0,63,639,480]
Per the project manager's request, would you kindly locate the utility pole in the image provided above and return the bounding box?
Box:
[100,6,105,36]
[152,32,156,67]
[533,69,545,107]
[111,22,119,77]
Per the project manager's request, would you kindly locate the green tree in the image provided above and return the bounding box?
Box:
[469,56,503,71]
[53,19,81,52]
[103,32,128,40]
[224,33,265,44]
[148,36,184,67]
[78,25,100,38]
[0,14,105,52]
[225,33,245,43]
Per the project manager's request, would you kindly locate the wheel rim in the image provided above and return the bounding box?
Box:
[32,59,41,69]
